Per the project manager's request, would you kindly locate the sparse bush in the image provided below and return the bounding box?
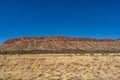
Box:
[0,49,120,55]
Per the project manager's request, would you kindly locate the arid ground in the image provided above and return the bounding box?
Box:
[0,53,120,80]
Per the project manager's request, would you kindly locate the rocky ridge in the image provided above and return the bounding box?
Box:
[0,36,120,52]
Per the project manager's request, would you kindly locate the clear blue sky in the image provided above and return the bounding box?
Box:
[0,0,120,44]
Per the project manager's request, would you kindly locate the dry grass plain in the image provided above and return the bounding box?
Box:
[0,53,120,80]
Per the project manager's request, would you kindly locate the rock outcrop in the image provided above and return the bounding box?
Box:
[0,36,120,52]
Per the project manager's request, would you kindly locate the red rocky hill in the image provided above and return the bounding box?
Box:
[0,36,120,52]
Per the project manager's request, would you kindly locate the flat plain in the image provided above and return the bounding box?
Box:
[0,53,120,80]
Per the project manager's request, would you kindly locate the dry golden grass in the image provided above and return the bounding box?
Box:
[0,53,120,80]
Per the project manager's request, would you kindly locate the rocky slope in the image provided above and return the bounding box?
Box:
[0,36,120,52]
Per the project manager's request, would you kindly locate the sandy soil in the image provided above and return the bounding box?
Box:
[0,53,120,80]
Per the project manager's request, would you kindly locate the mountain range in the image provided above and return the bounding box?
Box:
[0,36,120,52]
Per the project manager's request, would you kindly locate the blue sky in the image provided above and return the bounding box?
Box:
[0,0,120,44]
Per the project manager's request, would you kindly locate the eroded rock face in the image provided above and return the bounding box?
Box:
[1,36,120,51]
[3,36,115,44]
